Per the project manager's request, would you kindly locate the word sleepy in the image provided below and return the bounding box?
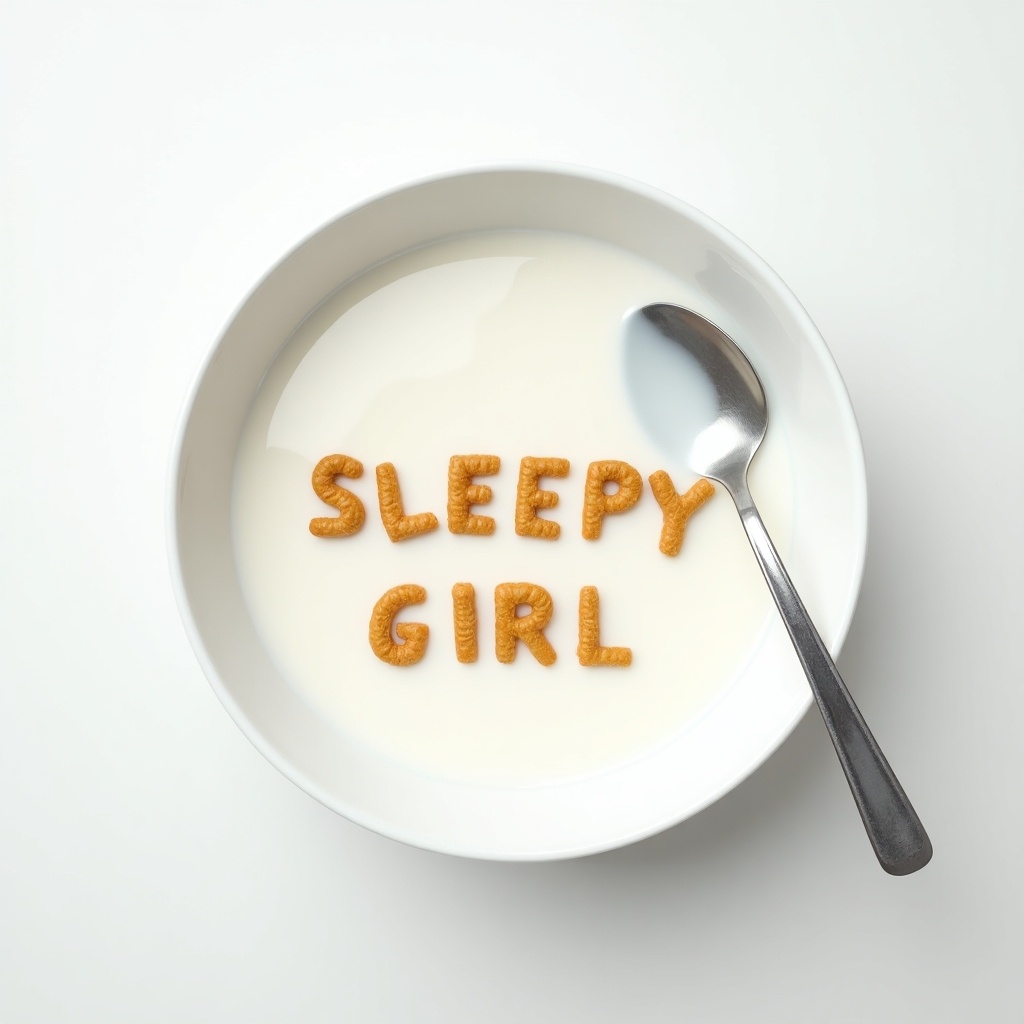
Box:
[309,453,715,553]
[308,453,716,668]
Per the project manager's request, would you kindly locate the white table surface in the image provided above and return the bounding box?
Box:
[3,3,1022,1020]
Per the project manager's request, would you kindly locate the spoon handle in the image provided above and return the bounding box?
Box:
[733,488,932,875]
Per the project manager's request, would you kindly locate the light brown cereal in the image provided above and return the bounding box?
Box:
[576,586,632,667]
[376,462,439,542]
[515,456,570,540]
[368,584,429,666]
[451,582,478,664]
[581,460,643,540]
[447,455,500,535]
[494,582,557,666]
[649,472,715,556]
[309,454,366,537]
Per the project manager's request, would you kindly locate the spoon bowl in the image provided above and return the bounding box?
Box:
[626,302,932,875]
[628,304,768,487]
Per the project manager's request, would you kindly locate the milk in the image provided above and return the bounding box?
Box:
[231,230,793,785]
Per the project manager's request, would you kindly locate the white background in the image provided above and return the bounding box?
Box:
[2,2,1022,1020]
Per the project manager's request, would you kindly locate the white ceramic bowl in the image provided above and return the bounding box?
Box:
[168,165,866,859]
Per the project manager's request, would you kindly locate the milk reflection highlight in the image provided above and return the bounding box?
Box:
[622,310,719,469]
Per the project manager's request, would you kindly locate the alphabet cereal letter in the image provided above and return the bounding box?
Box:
[369,584,429,666]
[447,455,500,535]
[515,456,570,540]
[649,472,715,556]
[582,460,643,540]
[376,462,439,542]
[451,582,478,664]
[494,582,557,666]
[309,454,366,537]
[577,586,631,667]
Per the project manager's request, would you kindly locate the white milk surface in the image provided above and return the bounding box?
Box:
[232,230,793,785]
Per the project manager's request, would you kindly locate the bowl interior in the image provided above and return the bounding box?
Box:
[170,167,866,859]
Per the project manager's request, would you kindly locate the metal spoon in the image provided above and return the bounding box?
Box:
[626,303,932,875]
